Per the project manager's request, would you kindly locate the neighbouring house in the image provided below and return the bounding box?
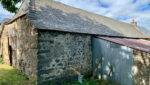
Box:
[0,0,150,85]
[130,19,150,37]
[0,23,1,56]
[0,23,1,31]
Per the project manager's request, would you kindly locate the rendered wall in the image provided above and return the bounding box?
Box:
[92,37,134,85]
[37,30,92,85]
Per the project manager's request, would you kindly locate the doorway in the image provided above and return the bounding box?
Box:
[9,45,13,66]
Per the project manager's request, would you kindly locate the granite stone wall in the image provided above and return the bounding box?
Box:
[37,30,92,84]
[133,50,150,85]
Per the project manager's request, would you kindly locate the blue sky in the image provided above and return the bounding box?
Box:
[0,4,14,21]
[0,0,150,29]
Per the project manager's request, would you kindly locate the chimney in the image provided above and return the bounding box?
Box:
[131,19,137,27]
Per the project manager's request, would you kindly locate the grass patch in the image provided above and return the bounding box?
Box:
[0,64,120,85]
[0,57,3,64]
[0,64,34,85]
[55,78,120,85]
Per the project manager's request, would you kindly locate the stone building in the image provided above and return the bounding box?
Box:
[0,0,150,85]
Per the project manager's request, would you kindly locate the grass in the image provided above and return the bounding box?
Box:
[0,64,34,85]
[0,63,120,85]
[60,79,120,85]
[0,57,2,64]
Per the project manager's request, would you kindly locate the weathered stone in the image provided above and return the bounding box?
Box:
[1,16,92,85]
[1,17,38,81]
[133,50,150,85]
[37,30,92,84]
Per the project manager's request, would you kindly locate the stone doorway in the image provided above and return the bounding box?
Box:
[9,45,13,66]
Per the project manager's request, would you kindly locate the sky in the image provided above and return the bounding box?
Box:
[0,0,150,29]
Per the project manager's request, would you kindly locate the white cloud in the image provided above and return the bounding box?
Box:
[0,4,14,21]
[0,5,14,16]
[0,2,22,22]
[55,0,150,29]
[55,0,108,15]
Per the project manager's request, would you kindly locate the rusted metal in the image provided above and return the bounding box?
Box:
[98,36,150,53]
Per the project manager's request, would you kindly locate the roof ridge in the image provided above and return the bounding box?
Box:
[4,0,150,39]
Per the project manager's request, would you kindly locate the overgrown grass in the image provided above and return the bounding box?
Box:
[0,64,34,85]
[0,64,120,85]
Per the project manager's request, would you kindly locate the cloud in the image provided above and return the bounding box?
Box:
[0,2,22,22]
[55,0,150,29]
[0,4,14,22]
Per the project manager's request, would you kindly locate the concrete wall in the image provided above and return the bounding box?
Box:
[133,50,150,85]
[92,37,134,85]
[1,16,38,80]
[37,30,92,85]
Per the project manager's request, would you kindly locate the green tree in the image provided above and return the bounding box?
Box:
[1,0,22,13]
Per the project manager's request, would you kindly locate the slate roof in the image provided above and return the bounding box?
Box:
[7,0,149,39]
[136,26,150,37]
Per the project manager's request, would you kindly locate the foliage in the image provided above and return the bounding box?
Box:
[1,0,23,13]
[50,78,120,85]
[0,57,2,64]
[0,64,35,85]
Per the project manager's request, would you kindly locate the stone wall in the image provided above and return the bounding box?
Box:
[1,20,17,65]
[16,16,38,80]
[1,16,38,80]
[133,50,150,85]
[37,30,92,84]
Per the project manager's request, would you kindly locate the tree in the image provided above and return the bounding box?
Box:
[1,0,22,13]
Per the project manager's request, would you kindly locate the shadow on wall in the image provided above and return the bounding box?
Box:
[133,50,150,85]
[92,38,134,85]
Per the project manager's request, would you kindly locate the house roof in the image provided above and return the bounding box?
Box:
[0,18,10,36]
[98,37,150,53]
[7,0,149,39]
[136,26,150,37]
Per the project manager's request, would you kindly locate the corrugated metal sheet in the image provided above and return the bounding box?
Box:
[98,37,150,53]
[92,37,133,85]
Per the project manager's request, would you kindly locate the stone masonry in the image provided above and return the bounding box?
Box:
[133,50,150,85]
[37,30,92,84]
[1,16,38,80]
